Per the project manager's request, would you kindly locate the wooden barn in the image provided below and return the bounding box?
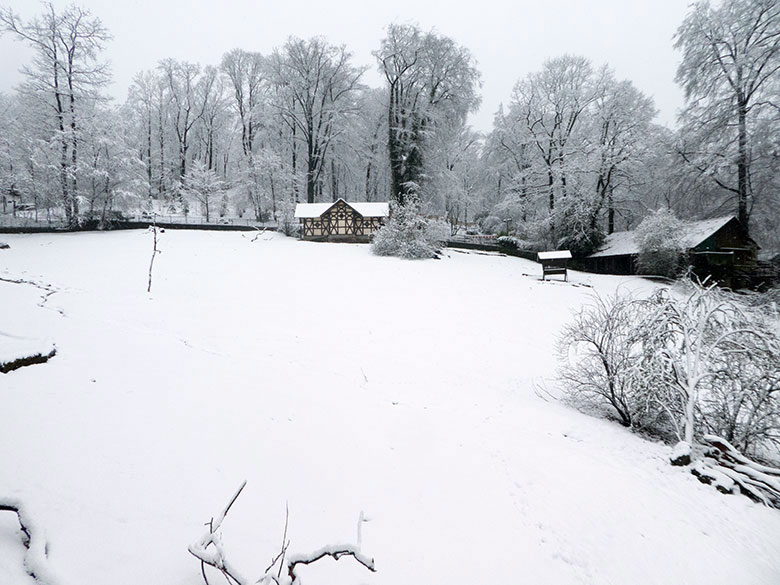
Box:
[582,216,759,279]
[294,199,389,242]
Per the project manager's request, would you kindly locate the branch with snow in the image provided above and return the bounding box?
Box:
[189,482,376,585]
[0,498,60,585]
[188,480,250,585]
[285,545,376,585]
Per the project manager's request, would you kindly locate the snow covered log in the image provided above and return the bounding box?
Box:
[0,498,59,585]
[0,332,56,374]
[0,347,57,374]
[691,436,780,508]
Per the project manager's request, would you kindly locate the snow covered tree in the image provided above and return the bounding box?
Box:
[634,208,687,277]
[371,200,446,259]
[160,59,209,181]
[376,24,480,206]
[637,282,778,446]
[183,160,222,222]
[591,72,657,234]
[269,37,364,204]
[0,3,110,227]
[675,0,780,232]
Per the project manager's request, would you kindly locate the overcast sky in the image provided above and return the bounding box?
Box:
[0,0,690,133]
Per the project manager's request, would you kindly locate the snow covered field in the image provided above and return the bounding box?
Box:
[1,230,779,585]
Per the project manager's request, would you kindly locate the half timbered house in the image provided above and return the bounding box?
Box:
[294,199,389,242]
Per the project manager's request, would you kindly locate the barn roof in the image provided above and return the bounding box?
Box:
[589,216,737,259]
[294,199,389,219]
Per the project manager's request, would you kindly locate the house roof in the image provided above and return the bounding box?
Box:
[589,216,738,258]
[294,198,390,219]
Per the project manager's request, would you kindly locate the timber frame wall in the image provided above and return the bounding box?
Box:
[301,200,385,241]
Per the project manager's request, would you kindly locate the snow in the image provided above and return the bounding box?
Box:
[349,202,389,218]
[0,333,55,371]
[294,202,333,218]
[538,250,573,260]
[0,230,779,585]
[589,216,736,258]
[294,199,389,218]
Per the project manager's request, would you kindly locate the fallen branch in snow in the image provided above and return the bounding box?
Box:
[189,482,376,585]
[250,227,267,242]
[0,498,58,584]
[188,480,249,585]
[690,435,780,508]
[286,545,376,584]
[0,346,56,374]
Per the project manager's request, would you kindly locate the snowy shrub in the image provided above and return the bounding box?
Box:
[558,281,780,456]
[479,214,503,235]
[634,282,780,453]
[497,235,536,253]
[557,292,654,428]
[277,197,299,237]
[634,209,687,277]
[554,197,605,257]
[496,235,521,250]
[371,201,446,259]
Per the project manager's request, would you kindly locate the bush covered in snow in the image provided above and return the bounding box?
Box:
[558,292,653,428]
[559,281,780,458]
[276,197,300,237]
[634,209,688,277]
[479,215,504,235]
[496,235,537,252]
[553,196,605,257]
[371,201,446,259]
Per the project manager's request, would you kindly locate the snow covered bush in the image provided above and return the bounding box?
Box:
[277,197,299,237]
[558,281,780,457]
[634,209,687,278]
[479,214,503,235]
[496,235,532,251]
[371,201,446,259]
[553,196,605,257]
[557,292,654,428]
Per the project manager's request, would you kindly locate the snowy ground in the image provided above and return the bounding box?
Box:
[1,230,779,585]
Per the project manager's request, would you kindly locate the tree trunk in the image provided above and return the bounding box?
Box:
[737,90,749,231]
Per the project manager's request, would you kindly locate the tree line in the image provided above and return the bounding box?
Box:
[0,0,778,252]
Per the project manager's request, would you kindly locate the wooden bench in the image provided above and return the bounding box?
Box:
[537,250,572,281]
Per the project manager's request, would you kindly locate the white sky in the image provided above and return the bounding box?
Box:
[0,0,690,133]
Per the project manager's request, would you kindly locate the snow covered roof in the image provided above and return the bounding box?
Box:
[538,250,572,261]
[350,201,390,218]
[294,199,389,219]
[589,216,737,258]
